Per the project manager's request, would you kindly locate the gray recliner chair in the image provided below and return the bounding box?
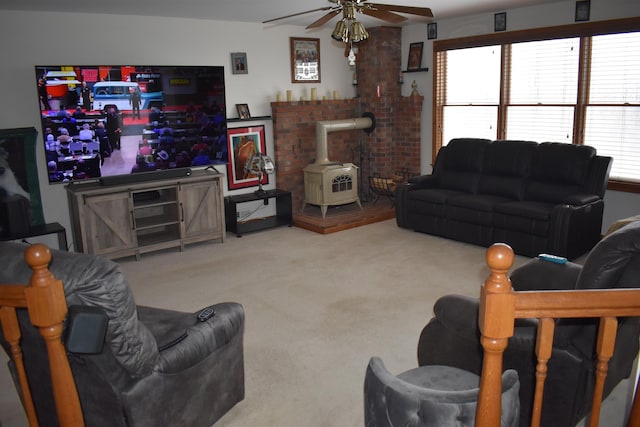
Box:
[364,357,520,427]
[416,221,640,427]
[0,242,245,427]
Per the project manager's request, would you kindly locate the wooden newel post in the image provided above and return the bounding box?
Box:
[476,243,516,427]
[23,244,85,427]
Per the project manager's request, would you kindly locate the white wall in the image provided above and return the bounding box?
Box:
[0,10,356,244]
[401,0,640,231]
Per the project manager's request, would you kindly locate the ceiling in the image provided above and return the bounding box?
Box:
[1,0,565,28]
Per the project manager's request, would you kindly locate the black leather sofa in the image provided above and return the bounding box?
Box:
[396,138,612,259]
[415,220,640,427]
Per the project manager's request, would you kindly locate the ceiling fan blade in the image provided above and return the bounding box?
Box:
[306,10,341,29]
[263,7,333,24]
[368,3,434,18]
[360,7,407,24]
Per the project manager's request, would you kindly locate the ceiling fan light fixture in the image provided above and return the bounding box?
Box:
[349,21,369,42]
[331,19,349,42]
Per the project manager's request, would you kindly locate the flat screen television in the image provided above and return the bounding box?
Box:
[34,65,228,185]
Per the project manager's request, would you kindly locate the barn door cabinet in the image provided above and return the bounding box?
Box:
[66,170,225,260]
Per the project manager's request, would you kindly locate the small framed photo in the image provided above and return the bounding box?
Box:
[231,52,248,75]
[427,23,437,40]
[575,0,590,22]
[236,103,251,120]
[226,126,267,190]
[290,37,321,83]
[494,12,507,32]
[407,42,424,71]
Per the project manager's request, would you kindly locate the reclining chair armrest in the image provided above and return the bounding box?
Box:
[417,294,538,374]
[510,258,582,291]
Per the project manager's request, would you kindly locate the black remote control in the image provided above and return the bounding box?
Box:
[197,307,216,322]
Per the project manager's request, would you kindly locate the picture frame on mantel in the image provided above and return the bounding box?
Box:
[290,37,321,83]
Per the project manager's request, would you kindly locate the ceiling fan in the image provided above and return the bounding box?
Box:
[263,0,433,43]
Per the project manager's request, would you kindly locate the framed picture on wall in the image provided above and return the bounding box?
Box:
[575,0,590,21]
[226,126,267,190]
[494,12,507,32]
[290,37,321,83]
[230,52,248,74]
[427,23,437,40]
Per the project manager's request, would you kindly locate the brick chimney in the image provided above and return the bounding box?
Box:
[272,26,423,211]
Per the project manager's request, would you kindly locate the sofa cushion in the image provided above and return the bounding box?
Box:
[438,138,490,193]
[479,140,537,200]
[532,143,595,185]
[442,138,491,172]
[526,143,596,203]
[447,194,513,226]
[493,201,554,236]
[407,188,468,218]
[0,242,159,377]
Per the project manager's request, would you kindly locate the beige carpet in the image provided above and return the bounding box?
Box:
[0,219,636,426]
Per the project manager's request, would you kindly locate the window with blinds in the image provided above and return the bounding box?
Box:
[506,38,579,142]
[584,32,640,182]
[441,45,500,145]
[433,19,640,191]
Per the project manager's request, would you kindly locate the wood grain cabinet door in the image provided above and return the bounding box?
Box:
[180,178,224,242]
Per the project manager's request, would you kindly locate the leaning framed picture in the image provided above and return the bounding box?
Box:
[236,103,251,119]
[226,126,267,190]
[407,42,424,71]
[290,37,321,83]
[230,52,248,74]
[0,127,44,229]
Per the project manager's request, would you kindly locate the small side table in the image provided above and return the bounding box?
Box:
[224,189,293,237]
[0,222,68,251]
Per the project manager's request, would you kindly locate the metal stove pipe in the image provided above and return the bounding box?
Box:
[314,116,373,165]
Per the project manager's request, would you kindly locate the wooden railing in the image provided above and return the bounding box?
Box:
[0,243,84,427]
[475,243,640,427]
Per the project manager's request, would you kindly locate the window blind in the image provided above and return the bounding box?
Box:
[585,33,640,181]
[442,46,500,145]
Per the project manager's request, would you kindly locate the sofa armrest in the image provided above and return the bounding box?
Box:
[561,193,599,205]
[408,174,437,188]
[510,258,582,291]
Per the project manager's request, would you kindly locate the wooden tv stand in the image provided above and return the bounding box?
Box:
[66,170,225,260]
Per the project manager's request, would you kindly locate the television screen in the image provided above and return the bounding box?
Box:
[35,65,228,184]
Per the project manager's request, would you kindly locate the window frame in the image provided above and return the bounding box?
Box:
[432,17,640,193]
